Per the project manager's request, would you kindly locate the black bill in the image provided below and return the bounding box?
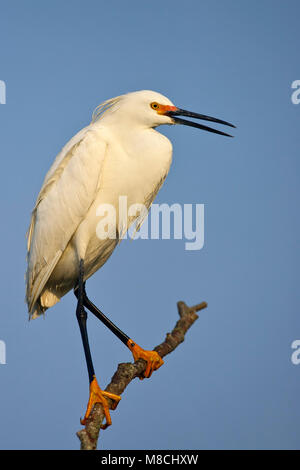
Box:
[167,108,236,137]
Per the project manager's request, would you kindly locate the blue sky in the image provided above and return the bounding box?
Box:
[0,0,299,449]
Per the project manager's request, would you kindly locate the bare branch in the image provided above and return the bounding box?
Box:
[76,300,207,450]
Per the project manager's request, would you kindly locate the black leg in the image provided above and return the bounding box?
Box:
[74,260,122,427]
[75,259,95,384]
[74,274,164,380]
[74,283,130,347]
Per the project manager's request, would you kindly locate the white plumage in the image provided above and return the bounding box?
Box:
[26,90,174,318]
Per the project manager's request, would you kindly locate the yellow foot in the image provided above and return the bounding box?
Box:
[81,375,121,429]
[127,339,164,379]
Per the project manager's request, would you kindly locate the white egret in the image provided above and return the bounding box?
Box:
[26,90,235,428]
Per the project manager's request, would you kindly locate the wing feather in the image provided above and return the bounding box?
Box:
[26,125,107,314]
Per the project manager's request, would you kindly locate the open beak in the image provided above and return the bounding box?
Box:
[166,107,236,137]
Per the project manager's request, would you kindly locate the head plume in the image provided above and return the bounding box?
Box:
[91,95,123,123]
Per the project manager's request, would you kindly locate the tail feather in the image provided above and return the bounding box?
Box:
[27,250,63,318]
[29,289,61,320]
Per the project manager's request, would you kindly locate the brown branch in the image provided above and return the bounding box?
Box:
[76,300,207,450]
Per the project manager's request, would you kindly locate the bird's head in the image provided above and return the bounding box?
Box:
[93,90,235,137]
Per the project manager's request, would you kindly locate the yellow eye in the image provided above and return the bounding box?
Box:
[150,102,160,110]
